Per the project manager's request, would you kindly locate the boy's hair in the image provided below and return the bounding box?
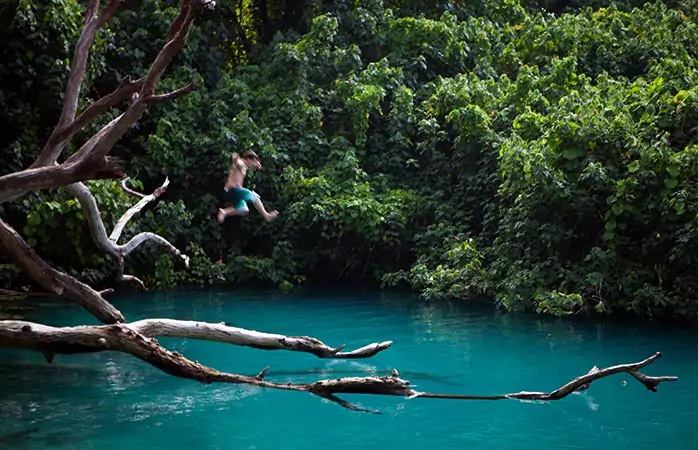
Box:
[242,149,259,160]
[232,149,260,162]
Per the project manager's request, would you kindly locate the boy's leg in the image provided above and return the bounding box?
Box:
[251,198,279,222]
[243,189,278,222]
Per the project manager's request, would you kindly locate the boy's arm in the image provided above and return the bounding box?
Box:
[230,152,245,171]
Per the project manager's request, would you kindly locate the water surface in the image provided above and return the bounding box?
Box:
[1,290,696,449]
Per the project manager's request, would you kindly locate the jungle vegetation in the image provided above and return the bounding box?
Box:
[2,0,698,319]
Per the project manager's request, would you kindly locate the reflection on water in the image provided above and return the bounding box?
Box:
[1,289,697,449]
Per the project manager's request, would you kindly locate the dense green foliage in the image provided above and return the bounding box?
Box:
[3,0,698,319]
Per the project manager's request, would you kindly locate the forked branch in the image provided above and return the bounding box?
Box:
[0,320,677,413]
[110,177,170,242]
[66,178,189,290]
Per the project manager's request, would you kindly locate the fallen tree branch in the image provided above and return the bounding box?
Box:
[0,221,125,324]
[413,352,678,401]
[126,318,393,358]
[0,320,677,413]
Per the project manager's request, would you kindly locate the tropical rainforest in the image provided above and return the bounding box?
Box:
[1,0,698,320]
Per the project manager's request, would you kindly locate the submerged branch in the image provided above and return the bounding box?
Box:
[0,320,677,413]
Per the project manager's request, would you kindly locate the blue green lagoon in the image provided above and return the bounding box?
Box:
[1,290,697,449]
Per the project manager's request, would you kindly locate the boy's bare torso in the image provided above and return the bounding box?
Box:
[225,159,247,188]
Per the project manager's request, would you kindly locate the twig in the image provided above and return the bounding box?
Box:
[120,177,146,199]
[144,82,197,103]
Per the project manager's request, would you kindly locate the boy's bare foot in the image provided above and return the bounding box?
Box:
[217,208,226,224]
[264,210,279,222]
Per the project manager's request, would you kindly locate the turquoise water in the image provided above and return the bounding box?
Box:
[1,290,697,449]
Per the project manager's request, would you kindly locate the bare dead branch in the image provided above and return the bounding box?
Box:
[33,0,124,167]
[414,352,678,401]
[45,77,146,159]
[120,232,190,267]
[120,274,146,289]
[0,320,675,413]
[85,0,100,21]
[110,177,170,241]
[255,366,270,380]
[64,179,188,288]
[0,156,124,205]
[64,0,210,170]
[0,221,125,324]
[0,0,209,327]
[628,370,678,392]
[317,393,380,414]
[139,1,201,97]
[144,82,197,103]
[126,319,393,359]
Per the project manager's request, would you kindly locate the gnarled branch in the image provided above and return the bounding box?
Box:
[45,76,146,160]
[66,177,189,288]
[0,0,210,326]
[68,0,210,166]
[120,177,146,199]
[110,177,170,242]
[0,320,677,413]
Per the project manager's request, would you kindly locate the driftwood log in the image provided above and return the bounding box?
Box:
[0,0,679,416]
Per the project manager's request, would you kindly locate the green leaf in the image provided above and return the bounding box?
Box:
[628,161,640,173]
[666,164,680,178]
[664,177,678,189]
[562,147,585,160]
[27,212,41,227]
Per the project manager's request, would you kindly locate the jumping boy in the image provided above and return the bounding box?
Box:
[217,149,279,223]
